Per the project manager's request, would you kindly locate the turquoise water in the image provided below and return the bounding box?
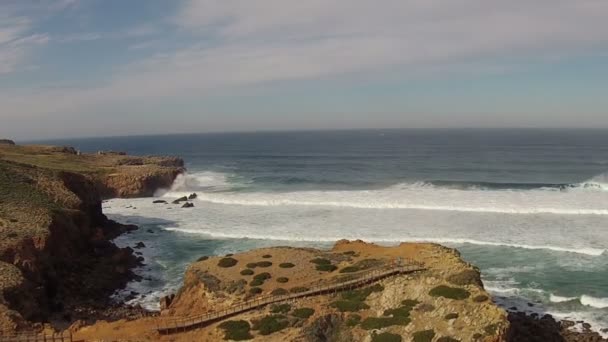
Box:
[43,129,608,334]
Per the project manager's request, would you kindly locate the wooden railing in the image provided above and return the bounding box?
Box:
[0,331,74,342]
[157,261,425,335]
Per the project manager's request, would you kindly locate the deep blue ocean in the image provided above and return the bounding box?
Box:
[38,129,608,334]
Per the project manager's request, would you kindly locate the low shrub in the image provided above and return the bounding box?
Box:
[429,285,470,300]
[271,288,288,295]
[249,287,263,295]
[437,337,460,342]
[262,254,272,258]
[276,277,289,283]
[341,284,384,302]
[254,272,272,281]
[342,251,357,256]
[473,294,489,303]
[444,313,459,320]
[292,308,315,319]
[473,333,483,340]
[252,315,289,335]
[331,300,370,312]
[413,330,435,342]
[246,262,258,268]
[250,278,264,287]
[256,261,273,268]
[372,332,402,342]
[290,286,309,293]
[218,257,238,268]
[339,266,361,273]
[197,256,209,262]
[240,269,254,276]
[225,253,234,257]
[310,258,331,265]
[401,299,420,307]
[279,262,295,268]
[316,264,338,272]
[484,323,500,335]
[360,316,410,330]
[218,320,252,341]
[345,314,361,326]
[270,303,291,314]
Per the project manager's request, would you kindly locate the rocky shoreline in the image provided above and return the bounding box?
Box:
[0,142,184,334]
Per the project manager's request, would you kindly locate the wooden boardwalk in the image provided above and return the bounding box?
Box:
[0,331,74,342]
[157,262,425,335]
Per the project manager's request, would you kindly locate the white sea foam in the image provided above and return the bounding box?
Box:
[580,295,608,309]
[549,294,578,303]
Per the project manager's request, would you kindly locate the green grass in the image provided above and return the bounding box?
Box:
[276,277,289,283]
[372,332,402,342]
[360,316,410,330]
[310,258,331,265]
[218,257,238,268]
[339,266,361,273]
[256,261,273,268]
[271,288,288,295]
[292,308,314,319]
[218,320,252,341]
[279,262,295,268]
[240,269,254,276]
[413,330,435,342]
[316,264,338,272]
[253,272,272,281]
[249,287,263,295]
[345,314,361,327]
[270,303,291,314]
[252,315,289,335]
[429,285,470,300]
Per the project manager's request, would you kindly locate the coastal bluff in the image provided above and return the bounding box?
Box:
[0,142,184,334]
[74,240,509,341]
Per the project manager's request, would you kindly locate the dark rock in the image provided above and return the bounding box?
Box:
[188,193,197,200]
[303,314,349,342]
[134,242,146,249]
[160,294,175,310]
[152,200,167,204]
[182,202,194,208]
[147,229,154,233]
[172,196,188,204]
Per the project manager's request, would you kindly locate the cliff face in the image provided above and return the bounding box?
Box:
[0,144,184,334]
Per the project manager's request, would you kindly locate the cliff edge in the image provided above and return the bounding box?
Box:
[0,143,184,334]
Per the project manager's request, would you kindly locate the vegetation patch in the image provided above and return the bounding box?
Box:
[270,304,291,314]
[342,284,384,302]
[218,257,238,268]
[252,315,289,335]
[262,254,272,258]
[473,294,489,302]
[256,261,273,268]
[250,278,264,287]
[316,264,338,272]
[360,316,410,330]
[276,277,289,283]
[429,285,470,300]
[292,308,315,319]
[249,287,263,295]
[413,330,435,342]
[437,337,460,342]
[332,300,370,312]
[279,262,295,268]
[218,320,252,341]
[310,258,331,265]
[271,288,288,295]
[339,266,361,273]
[197,256,209,262]
[343,251,357,256]
[372,332,402,342]
[290,286,309,293]
[254,272,272,281]
[246,262,258,268]
[240,269,255,276]
[484,323,500,335]
[345,314,361,327]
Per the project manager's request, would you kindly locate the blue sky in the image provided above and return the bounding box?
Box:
[1,0,608,140]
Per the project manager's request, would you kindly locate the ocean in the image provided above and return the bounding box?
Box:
[39,129,608,335]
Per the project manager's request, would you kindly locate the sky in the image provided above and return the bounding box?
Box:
[1,0,608,140]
